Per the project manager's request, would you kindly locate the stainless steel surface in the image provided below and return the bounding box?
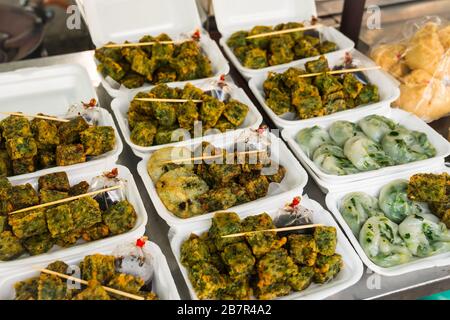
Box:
[0,51,449,300]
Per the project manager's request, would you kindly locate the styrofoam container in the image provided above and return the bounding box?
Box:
[0,63,123,182]
[111,80,263,157]
[169,194,364,300]
[212,0,355,79]
[282,108,450,186]
[77,0,229,98]
[137,132,308,227]
[248,50,399,129]
[0,165,147,272]
[325,163,450,276]
[0,241,180,300]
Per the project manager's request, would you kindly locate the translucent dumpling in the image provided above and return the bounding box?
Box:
[381,127,437,164]
[344,136,393,171]
[358,115,397,143]
[312,144,359,175]
[295,126,331,158]
[340,192,384,236]
[329,121,365,147]
[378,180,427,224]
[399,213,450,257]
[359,216,412,267]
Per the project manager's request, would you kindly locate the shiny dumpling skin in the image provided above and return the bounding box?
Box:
[399,213,450,257]
[359,216,412,268]
[147,146,194,183]
[381,127,437,164]
[295,126,331,158]
[358,115,397,143]
[343,136,393,171]
[329,121,365,147]
[340,192,384,236]
[313,144,359,175]
[378,179,428,224]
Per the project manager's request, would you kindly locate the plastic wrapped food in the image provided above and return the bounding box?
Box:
[370,17,450,122]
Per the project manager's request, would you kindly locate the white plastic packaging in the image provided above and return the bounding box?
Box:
[77,0,230,98]
[0,64,123,183]
[0,241,180,300]
[136,131,308,227]
[282,108,450,189]
[0,165,147,273]
[169,194,364,300]
[325,163,450,276]
[212,0,355,79]
[248,50,400,129]
[111,80,263,157]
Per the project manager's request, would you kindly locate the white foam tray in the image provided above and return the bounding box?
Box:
[169,194,364,300]
[0,241,180,300]
[0,63,123,182]
[137,132,308,227]
[325,163,450,276]
[212,0,355,79]
[282,108,450,185]
[0,165,147,273]
[111,80,263,157]
[77,0,230,98]
[248,50,399,129]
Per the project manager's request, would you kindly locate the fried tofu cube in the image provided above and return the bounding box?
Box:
[314,226,337,256]
[1,116,32,139]
[288,234,317,266]
[54,229,82,248]
[178,101,199,130]
[9,209,47,239]
[108,273,145,296]
[170,57,199,81]
[81,223,110,242]
[37,150,56,169]
[102,200,137,235]
[215,117,236,132]
[69,181,90,196]
[12,157,36,175]
[120,73,145,89]
[46,260,69,274]
[266,88,292,115]
[269,45,294,66]
[223,100,249,127]
[256,249,298,287]
[130,121,157,147]
[188,262,227,300]
[319,41,337,54]
[14,278,38,300]
[58,116,89,144]
[209,212,242,251]
[37,274,67,300]
[0,231,25,261]
[313,253,343,284]
[32,119,60,148]
[0,200,13,215]
[180,234,211,268]
[45,204,74,237]
[227,31,248,49]
[81,254,116,284]
[242,213,286,257]
[0,149,12,177]
[23,233,54,256]
[243,48,268,69]
[356,84,380,105]
[38,172,70,191]
[69,197,102,230]
[6,137,37,160]
[305,56,330,73]
[408,173,449,203]
[154,104,177,128]
[80,126,116,156]
[288,266,314,291]
[221,242,255,278]
[208,163,242,185]
[256,282,291,300]
[198,186,238,213]
[200,95,226,127]
[266,165,287,183]
[0,177,12,199]
[221,277,252,300]
[56,144,86,166]
[0,216,8,233]
[10,183,39,210]
[73,280,111,300]
[242,175,270,201]
[39,190,68,204]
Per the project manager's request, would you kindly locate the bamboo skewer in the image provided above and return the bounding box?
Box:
[298,66,381,78]
[9,185,122,215]
[0,111,69,123]
[221,224,324,238]
[245,24,323,39]
[103,40,190,49]
[39,268,144,301]
[162,149,265,164]
[134,98,204,103]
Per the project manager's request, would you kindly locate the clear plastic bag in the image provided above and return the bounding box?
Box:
[89,168,128,211]
[272,196,313,237]
[370,16,450,122]
[66,98,102,125]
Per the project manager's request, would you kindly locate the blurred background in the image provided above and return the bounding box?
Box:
[0,0,449,63]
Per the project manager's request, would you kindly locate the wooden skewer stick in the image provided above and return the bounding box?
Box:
[9,185,122,215]
[0,111,69,123]
[298,66,381,78]
[39,268,144,301]
[162,149,265,164]
[134,98,204,103]
[103,40,190,48]
[245,24,323,39]
[221,224,324,238]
